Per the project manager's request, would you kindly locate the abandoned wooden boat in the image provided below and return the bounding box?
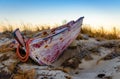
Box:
[13,17,84,65]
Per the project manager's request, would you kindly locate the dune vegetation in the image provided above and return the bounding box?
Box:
[0,23,120,40]
[80,24,120,40]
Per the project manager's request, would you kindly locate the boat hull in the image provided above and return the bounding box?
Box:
[28,17,84,65]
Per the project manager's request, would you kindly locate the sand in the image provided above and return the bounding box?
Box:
[0,34,120,79]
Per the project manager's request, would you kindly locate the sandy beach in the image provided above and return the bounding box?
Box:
[0,33,120,79]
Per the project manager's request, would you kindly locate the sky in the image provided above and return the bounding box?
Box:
[0,0,120,29]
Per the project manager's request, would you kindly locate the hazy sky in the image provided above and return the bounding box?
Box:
[0,0,120,29]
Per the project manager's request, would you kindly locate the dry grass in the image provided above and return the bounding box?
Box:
[1,23,52,38]
[81,24,120,40]
[0,23,120,39]
[2,24,14,33]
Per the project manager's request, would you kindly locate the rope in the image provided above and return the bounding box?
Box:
[16,39,31,62]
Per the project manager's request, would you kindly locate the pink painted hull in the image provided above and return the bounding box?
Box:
[27,17,84,65]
